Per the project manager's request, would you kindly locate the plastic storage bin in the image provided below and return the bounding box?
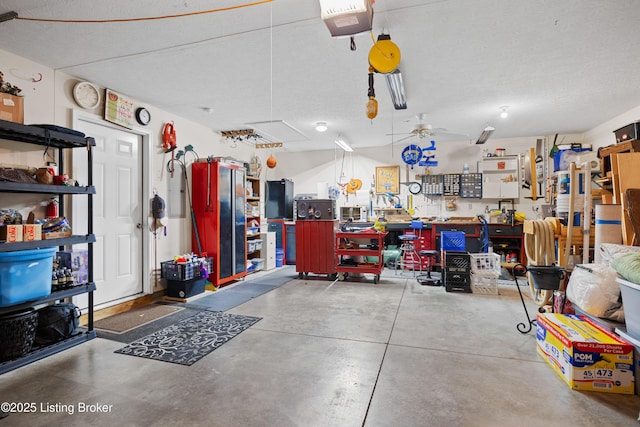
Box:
[617,278,640,340]
[275,248,285,267]
[251,258,265,271]
[160,257,212,281]
[166,278,206,299]
[441,231,466,251]
[0,247,56,307]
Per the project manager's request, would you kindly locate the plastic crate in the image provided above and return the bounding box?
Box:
[444,251,470,271]
[444,271,471,293]
[470,253,501,278]
[160,257,212,281]
[166,278,206,299]
[471,275,499,295]
[441,231,466,251]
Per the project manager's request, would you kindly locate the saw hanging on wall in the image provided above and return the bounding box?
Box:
[162,121,177,152]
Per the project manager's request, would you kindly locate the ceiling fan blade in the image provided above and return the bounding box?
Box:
[385,132,413,136]
[390,134,416,144]
[435,130,470,137]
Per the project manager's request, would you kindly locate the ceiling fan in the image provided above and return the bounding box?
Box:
[387,113,468,144]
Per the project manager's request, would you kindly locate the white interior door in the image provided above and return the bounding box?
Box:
[72,117,145,309]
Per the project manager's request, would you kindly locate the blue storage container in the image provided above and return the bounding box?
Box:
[441,231,466,251]
[275,248,285,268]
[0,247,56,307]
[553,144,592,172]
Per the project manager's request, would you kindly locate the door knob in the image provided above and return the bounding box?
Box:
[136,223,142,229]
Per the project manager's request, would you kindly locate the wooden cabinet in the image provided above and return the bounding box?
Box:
[246,176,262,272]
[261,231,276,270]
[480,156,520,199]
[0,119,96,374]
[488,224,526,266]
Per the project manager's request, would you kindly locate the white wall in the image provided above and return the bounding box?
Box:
[4,46,640,272]
[271,134,586,220]
[1,48,258,293]
[583,105,640,149]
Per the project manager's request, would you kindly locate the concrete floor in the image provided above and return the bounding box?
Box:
[1,266,639,426]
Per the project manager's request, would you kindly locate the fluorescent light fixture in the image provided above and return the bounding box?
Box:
[475,126,495,144]
[499,106,509,119]
[385,69,407,110]
[315,121,328,132]
[335,135,354,152]
[319,0,374,37]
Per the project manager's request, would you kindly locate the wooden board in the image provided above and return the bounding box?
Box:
[612,153,640,244]
[625,188,640,246]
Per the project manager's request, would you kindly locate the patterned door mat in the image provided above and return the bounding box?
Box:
[115,311,261,366]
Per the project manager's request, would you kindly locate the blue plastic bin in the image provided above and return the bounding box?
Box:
[275,248,285,268]
[441,231,466,251]
[0,247,56,307]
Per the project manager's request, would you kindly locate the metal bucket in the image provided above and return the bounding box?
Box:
[526,265,564,290]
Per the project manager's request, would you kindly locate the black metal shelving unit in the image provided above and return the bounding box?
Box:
[0,118,96,374]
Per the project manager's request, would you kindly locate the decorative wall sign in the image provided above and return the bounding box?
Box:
[401,144,422,168]
[105,89,134,128]
[375,165,400,194]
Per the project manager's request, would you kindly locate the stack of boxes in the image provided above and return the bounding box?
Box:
[441,231,471,293]
[160,256,213,299]
[469,252,501,294]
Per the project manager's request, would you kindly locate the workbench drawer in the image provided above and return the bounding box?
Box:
[434,224,478,235]
[488,225,523,236]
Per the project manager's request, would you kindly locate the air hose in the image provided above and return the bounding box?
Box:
[523,219,558,306]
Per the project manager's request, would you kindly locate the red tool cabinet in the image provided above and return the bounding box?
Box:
[295,220,338,279]
[191,159,247,287]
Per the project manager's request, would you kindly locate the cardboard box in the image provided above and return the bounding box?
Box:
[0,93,24,124]
[54,250,89,285]
[23,224,42,241]
[615,328,640,395]
[42,230,72,239]
[536,313,635,394]
[0,224,23,242]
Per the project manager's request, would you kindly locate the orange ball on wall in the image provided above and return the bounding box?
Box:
[266,155,277,168]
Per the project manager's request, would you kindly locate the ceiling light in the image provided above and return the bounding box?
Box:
[499,106,509,119]
[319,0,374,37]
[475,126,495,144]
[385,69,407,110]
[335,135,354,152]
[315,121,328,132]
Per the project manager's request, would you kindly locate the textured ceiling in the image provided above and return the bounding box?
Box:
[1,0,640,151]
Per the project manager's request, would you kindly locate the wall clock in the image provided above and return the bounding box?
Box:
[408,182,422,195]
[135,107,151,126]
[73,81,101,109]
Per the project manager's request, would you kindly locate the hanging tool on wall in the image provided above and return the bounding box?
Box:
[163,122,177,152]
[366,66,378,120]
